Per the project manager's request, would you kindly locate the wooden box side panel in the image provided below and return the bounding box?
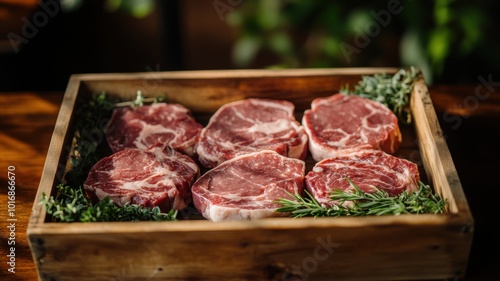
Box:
[411,79,473,219]
[78,68,398,113]
[409,80,473,278]
[28,76,81,227]
[29,219,471,281]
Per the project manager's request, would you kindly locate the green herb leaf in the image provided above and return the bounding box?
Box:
[275,178,447,218]
[340,67,421,124]
[115,91,166,108]
[41,184,177,222]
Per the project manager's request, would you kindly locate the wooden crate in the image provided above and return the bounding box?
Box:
[27,68,473,281]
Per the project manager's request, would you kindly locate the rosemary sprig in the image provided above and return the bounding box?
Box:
[41,184,177,222]
[115,90,166,108]
[276,178,446,218]
[340,66,421,124]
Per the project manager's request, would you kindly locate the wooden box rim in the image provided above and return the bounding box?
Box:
[27,67,473,232]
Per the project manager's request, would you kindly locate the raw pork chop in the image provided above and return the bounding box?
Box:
[192,150,305,222]
[303,93,401,161]
[84,144,200,212]
[196,98,308,168]
[305,149,419,207]
[106,103,202,156]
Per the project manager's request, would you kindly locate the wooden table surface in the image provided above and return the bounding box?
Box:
[0,86,499,281]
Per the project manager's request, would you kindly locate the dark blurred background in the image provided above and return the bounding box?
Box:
[1,0,499,91]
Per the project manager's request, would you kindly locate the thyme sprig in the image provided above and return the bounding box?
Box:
[276,178,446,218]
[340,67,421,124]
[41,184,177,222]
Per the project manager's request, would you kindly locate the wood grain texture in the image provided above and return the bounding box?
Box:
[28,216,469,281]
[77,68,398,113]
[23,68,474,281]
[0,92,63,281]
[411,80,472,215]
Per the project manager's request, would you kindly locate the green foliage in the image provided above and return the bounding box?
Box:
[340,67,421,124]
[61,0,156,18]
[228,0,494,83]
[64,92,115,188]
[114,90,166,108]
[41,184,177,222]
[276,179,447,218]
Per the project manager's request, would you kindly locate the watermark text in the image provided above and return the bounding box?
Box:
[6,165,17,274]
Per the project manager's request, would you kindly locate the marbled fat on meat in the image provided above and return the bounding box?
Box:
[305,149,420,207]
[106,103,202,156]
[196,98,308,168]
[303,93,402,161]
[192,150,305,222]
[84,145,200,212]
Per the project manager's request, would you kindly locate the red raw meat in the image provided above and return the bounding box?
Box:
[305,149,420,207]
[192,150,305,222]
[106,103,202,156]
[303,93,401,161]
[196,98,308,168]
[84,144,200,212]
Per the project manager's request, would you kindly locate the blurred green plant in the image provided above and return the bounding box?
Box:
[227,0,494,84]
[61,0,155,18]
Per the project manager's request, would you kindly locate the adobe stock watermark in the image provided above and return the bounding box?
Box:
[7,0,61,53]
[109,266,163,281]
[341,0,403,63]
[213,0,244,21]
[442,74,499,131]
[109,267,134,281]
[396,138,423,170]
[282,235,340,281]
[143,63,162,90]
[6,166,17,274]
